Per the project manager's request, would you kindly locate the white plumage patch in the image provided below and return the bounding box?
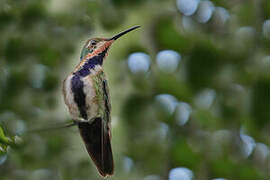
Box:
[82,75,99,120]
[90,65,103,75]
[63,74,80,119]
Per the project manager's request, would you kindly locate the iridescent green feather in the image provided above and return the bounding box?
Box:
[92,71,111,123]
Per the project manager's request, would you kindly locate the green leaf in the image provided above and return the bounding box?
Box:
[0,126,11,145]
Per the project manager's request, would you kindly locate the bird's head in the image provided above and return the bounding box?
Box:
[80,26,140,61]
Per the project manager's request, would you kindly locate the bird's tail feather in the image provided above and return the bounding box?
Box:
[78,118,114,177]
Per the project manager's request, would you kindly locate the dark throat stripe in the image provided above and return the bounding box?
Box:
[75,48,108,77]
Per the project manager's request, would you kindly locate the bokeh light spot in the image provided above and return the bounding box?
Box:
[128,52,151,74]
[261,56,270,70]
[123,156,134,173]
[254,143,269,163]
[30,64,47,89]
[194,89,216,109]
[263,19,270,38]
[176,0,200,16]
[169,167,194,180]
[175,102,192,126]
[214,7,230,25]
[155,94,178,114]
[196,0,215,23]
[0,154,7,165]
[182,16,198,32]
[236,26,255,40]
[157,122,169,139]
[156,50,181,73]
[240,133,256,158]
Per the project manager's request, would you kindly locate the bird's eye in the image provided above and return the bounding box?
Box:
[90,40,96,46]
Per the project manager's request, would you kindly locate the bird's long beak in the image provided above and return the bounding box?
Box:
[108,26,140,41]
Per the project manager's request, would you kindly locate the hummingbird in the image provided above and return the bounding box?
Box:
[62,26,140,177]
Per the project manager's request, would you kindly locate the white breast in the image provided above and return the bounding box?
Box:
[81,75,99,120]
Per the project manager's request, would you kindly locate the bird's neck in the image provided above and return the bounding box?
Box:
[74,48,108,77]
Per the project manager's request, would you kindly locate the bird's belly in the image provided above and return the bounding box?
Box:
[63,74,99,121]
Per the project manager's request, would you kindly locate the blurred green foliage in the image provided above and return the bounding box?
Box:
[1,0,270,180]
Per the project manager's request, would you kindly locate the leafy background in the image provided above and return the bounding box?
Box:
[1,0,270,179]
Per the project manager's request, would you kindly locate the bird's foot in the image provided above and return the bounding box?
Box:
[73,118,89,124]
[73,117,102,124]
